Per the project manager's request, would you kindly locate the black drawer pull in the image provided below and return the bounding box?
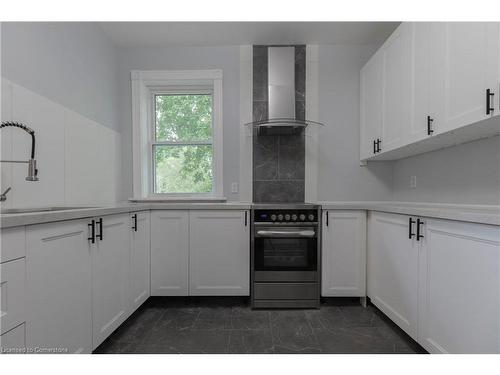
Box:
[88,220,95,244]
[408,217,415,239]
[427,116,434,135]
[132,214,138,231]
[97,218,103,241]
[416,218,424,241]
[486,89,495,115]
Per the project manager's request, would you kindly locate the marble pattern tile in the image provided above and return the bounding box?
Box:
[278,134,305,180]
[94,297,426,354]
[253,180,305,203]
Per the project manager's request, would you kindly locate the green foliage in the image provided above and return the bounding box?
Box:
[154,94,213,193]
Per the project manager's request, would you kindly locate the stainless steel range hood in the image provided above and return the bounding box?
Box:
[246,46,324,135]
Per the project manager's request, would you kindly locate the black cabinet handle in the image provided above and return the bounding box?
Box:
[427,116,434,135]
[132,214,138,231]
[416,218,424,241]
[326,211,329,226]
[486,89,495,115]
[97,218,103,241]
[244,211,248,226]
[373,140,377,154]
[88,220,95,244]
[409,217,415,239]
[376,138,381,153]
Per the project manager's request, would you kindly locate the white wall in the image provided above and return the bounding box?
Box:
[1,23,120,208]
[317,45,393,202]
[392,136,500,205]
[116,45,241,201]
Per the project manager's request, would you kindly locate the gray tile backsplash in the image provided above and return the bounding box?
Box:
[252,45,306,203]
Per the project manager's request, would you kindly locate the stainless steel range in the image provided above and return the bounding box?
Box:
[251,204,321,309]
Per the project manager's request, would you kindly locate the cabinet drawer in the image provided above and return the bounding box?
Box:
[0,227,26,264]
[0,323,26,354]
[1,258,26,334]
[253,283,318,300]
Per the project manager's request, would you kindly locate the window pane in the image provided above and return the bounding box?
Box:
[154,145,213,193]
[155,94,212,141]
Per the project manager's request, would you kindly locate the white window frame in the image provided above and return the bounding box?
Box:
[131,70,223,199]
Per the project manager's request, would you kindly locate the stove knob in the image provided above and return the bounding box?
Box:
[308,214,315,221]
[291,214,298,221]
[270,214,277,221]
[285,214,291,221]
[299,214,306,221]
[277,214,284,221]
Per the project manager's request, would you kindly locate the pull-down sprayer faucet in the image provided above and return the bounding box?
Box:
[0,121,39,202]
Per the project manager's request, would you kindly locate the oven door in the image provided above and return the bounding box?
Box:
[253,226,318,282]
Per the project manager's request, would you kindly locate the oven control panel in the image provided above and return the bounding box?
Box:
[253,209,318,223]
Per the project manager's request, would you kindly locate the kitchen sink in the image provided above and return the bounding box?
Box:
[1,206,98,214]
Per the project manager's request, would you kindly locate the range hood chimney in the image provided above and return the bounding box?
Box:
[246,46,324,135]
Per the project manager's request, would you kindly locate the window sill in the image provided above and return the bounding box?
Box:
[129,196,227,203]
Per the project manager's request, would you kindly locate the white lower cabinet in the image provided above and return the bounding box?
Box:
[129,211,150,311]
[189,210,250,296]
[418,219,500,354]
[321,210,366,297]
[150,211,189,296]
[368,212,419,340]
[26,220,92,354]
[368,211,500,353]
[92,213,130,350]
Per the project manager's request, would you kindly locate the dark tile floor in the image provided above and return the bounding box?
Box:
[94,297,427,354]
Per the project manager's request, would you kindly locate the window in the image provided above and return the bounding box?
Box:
[153,93,213,194]
[131,70,223,199]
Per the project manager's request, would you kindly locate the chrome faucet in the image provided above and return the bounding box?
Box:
[0,187,11,202]
[0,121,39,182]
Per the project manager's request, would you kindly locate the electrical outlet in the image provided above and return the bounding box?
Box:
[231,182,239,194]
[410,176,417,189]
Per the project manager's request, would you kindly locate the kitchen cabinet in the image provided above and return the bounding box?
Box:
[189,210,250,296]
[380,22,413,152]
[92,213,130,349]
[368,212,419,339]
[360,22,500,162]
[26,219,92,354]
[150,210,189,296]
[430,22,499,134]
[1,258,26,336]
[129,211,150,312]
[321,210,366,297]
[418,219,500,354]
[0,227,26,263]
[360,49,383,160]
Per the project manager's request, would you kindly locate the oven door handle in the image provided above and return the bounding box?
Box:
[255,230,316,237]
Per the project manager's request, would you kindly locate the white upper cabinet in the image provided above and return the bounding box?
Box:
[418,219,500,354]
[92,214,130,349]
[430,23,498,133]
[150,211,189,296]
[368,212,419,340]
[321,210,366,297]
[189,210,250,296]
[380,23,413,152]
[129,211,150,312]
[360,49,383,160]
[360,22,500,162]
[26,219,92,354]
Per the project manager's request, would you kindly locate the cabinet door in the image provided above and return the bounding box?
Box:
[26,219,92,354]
[150,211,189,296]
[129,211,150,312]
[418,219,500,354]
[380,23,413,152]
[92,214,130,349]
[368,212,419,339]
[360,50,383,160]
[487,22,500,115]
[430,23,494,134]
[321,210,366,297]
[189,210,250,296]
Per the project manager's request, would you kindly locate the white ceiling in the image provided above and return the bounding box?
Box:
[99,22,400,48]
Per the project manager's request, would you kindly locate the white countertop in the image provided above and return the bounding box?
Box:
[320,201,500,226]
[0,202,252,229]
[1,201,499,229]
